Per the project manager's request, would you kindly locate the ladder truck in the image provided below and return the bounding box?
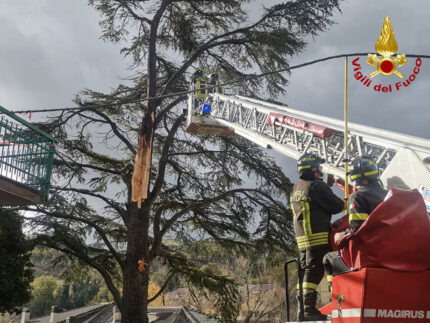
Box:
[186,92,430,323]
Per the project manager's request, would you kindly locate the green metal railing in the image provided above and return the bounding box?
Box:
[0,106,54,201]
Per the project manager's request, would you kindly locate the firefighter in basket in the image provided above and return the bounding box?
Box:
[190,69,208,115]
[323,157,388,291]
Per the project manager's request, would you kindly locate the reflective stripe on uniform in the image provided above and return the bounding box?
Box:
[291,201,298,219]
[350,169,378,180]
[305,201,312,235]
[296,232,328,242]
[297,232,328,249]
[298,165,311,169]
[349,212,369,222]
[364,169,378,176]
[296,282,319,291]
[195,79,207,99]
[300,201,307,235]
[215,80,223,94]
[303,282,318,291]
[300,201,312,236]
[327,275,332,283]
[298,238,328,249]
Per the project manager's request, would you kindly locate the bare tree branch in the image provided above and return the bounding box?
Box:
[38,241,123,313]
[154,96,187,126]
[117,0,153,25]
[25,207,125,270]
[52,186,127,219]
[151,188,266,258]
[147,270,175,303]
[73,145,126,168]
[148,113,185,204]
[67,161,122,175]
[82,107,136,154]
[168,150,225,157]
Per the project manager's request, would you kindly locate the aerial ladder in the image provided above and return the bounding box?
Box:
[186,91,430,323]
[187,93,430,193]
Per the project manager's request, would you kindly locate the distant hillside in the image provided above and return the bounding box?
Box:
[31,247,66,278]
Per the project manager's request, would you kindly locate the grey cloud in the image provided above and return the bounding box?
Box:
[0,1,127,115]
[282,0,430,140]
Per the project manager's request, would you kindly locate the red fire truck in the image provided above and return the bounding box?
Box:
[285,188,430,323]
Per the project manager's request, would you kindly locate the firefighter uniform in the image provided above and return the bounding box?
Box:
[323,157,387,291]
[208,73,223,94]
[348,158,388,231]
[195,76,208,99]
[348,182,388,231]
[291,153,345,321]
[191,70,208,100]
[190,69,208,115]
[292,179,345,251]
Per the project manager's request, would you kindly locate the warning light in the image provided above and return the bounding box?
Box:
[201,104,212,116]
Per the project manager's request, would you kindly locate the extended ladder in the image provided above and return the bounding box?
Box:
[187,93,430,191]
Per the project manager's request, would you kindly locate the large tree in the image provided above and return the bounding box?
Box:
[24,1,341,322]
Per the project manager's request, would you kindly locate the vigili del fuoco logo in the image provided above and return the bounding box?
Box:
[352,16,422,92]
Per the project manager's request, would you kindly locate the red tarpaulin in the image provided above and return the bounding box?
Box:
[329,214,350,251]
[338,188,430,272]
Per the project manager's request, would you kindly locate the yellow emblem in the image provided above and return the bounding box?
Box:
[366,16,407,78]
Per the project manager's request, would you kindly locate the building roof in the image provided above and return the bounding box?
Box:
[181,307,220,323]
[147,306,219,323]
[29,303,110,323]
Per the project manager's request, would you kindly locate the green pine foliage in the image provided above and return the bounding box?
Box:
[0,209,33,313]
[22,1,342,321]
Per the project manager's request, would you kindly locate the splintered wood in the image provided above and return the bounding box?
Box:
[132,122,153,208]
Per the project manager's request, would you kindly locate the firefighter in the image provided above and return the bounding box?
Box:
[347,157,388,231]
[191,69,208,100]
[208,73,223,94]
[190,69,208,113]
[291,153,345,321]
[323,157,388,290]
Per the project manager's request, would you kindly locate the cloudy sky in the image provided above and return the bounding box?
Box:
[0,1,127,111]
[284,0,430,140]
[0,0,429,183]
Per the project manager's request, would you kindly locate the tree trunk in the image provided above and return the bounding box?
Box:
[127,3,169,321]
[122,203,150,323]
[131,1,167,206]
